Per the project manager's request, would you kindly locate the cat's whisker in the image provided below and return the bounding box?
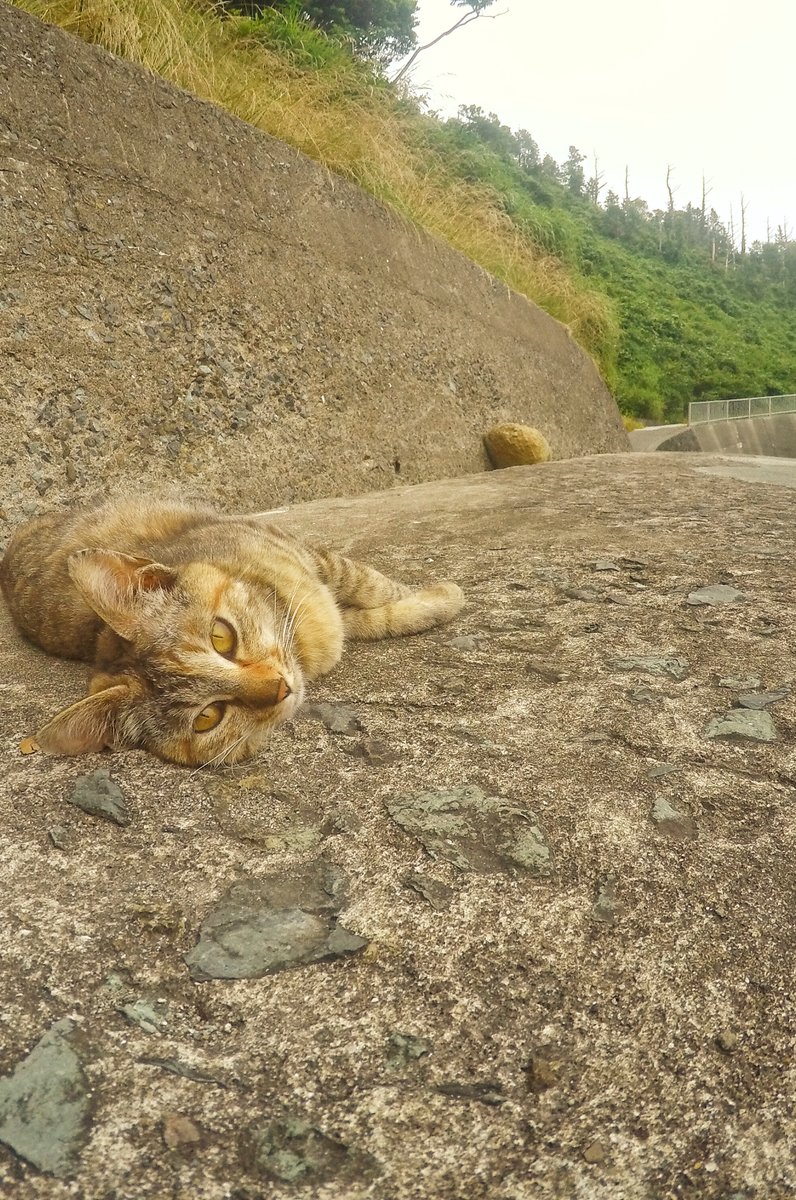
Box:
[283,591,312,649]
[190,730,251,774]
[277,577,302,647]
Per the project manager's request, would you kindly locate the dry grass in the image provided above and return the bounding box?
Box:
[14,0,617,371]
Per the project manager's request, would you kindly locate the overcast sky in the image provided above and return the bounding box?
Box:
[404,0,795,245]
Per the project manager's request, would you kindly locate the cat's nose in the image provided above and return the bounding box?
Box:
[240,665,291,708]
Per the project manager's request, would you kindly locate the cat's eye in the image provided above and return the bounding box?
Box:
[193,702,226,733]
[211,618,237,658]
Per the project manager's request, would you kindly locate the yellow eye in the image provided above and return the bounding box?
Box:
[193,702,225,733]
[211,619,236,658]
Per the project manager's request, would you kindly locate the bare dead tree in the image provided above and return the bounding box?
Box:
[700,174,712,226]
[393,2,504,84]
[624,165,630,205]
[740,193,749,256]
[586,154,606,205]
[665,165,678,214]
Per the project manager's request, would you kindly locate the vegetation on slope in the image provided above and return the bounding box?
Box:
[13,0,796,420]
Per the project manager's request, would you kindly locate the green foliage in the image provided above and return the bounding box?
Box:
[226,0,417,59]
[423,104,796,421]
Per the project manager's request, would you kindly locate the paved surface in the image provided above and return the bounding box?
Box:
[1,452,795,1199]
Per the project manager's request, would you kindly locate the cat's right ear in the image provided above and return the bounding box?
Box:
[35,683,132,756]
[68,550,179,641]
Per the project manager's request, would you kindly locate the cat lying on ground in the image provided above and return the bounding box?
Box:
[0,498,464,766]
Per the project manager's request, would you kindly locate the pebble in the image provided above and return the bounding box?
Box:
[119,1000,168,1035]
[446,634,482,651]
[305,703,362,735]
[402,872,454,910]
[647,763,680,779]
[704,710,777,743]
[69,770,129,826]
[686,584,745,606]
[184,860,367,980]
[582,1140,608,1164]
[0,1020,90,1178]
[251,1115,377,1185]
[736,688,790,710]
[388,786,552,876]
[715,1030,739,1054]
[386,1032,431,1068]
[162,1113,201,1151]
[592,877,623,923]
[651,797,697,841]
[718,675,762,690]
[526,1055,558,1092]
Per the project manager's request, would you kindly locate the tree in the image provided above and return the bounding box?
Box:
[562,146,586,196]
[227,0,418,60]
[393,1,500,81]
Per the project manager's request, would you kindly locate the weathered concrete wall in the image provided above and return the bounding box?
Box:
[1,452,795,1198]
[656,413,796,457]
[0,3,626,533]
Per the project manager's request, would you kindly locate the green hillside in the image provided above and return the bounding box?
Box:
[14,0,796,422]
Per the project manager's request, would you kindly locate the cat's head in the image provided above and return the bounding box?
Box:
[35,550,305,765]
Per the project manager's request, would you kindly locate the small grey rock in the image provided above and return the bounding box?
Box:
[119,1000,168,1035]
[592,877,623,924]
[0,1020,91,1179]
[647,763,680,779]
[69,770,129,826]
[613,655,689,680]
[305,703,362,736]
[185,860,367,981]
[402,872,454,910]
[630,687,659,705]
[593,558,619,571]
[47,825,71,850]
[651,797,697,840]
[736,688,790,710]
[388,786,552,876]
[704,710,777,743]
[686,584,745,606]
[386,1032,431,1068]
[715,1029,740,1054]
[250,1115,378,1185]
[565,587,599,602]
[446,634,481,651]
[718,675,762,690]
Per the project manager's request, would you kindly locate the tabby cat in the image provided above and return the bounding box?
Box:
[0,498,464,766]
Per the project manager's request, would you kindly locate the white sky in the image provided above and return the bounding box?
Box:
[403,0,796,245]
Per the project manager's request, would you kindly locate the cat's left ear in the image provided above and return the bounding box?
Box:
[68,550,179,641]
[36,683,132,755]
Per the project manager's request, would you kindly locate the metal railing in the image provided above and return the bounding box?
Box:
[688,394,796,425]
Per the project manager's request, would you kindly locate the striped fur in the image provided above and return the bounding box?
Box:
[0,499,464,765]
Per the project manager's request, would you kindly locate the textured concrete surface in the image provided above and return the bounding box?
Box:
[653,414,796,458]
[2,452,796,1199]
[627,424,687,452]
[0,1,626,538]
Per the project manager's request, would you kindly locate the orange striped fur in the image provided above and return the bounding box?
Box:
[0,499,464,765]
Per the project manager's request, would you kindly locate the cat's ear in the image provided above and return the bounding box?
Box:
[36,683,132,756]
[68,550,178,640]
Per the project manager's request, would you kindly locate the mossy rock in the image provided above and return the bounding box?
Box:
[484,423,552,468]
